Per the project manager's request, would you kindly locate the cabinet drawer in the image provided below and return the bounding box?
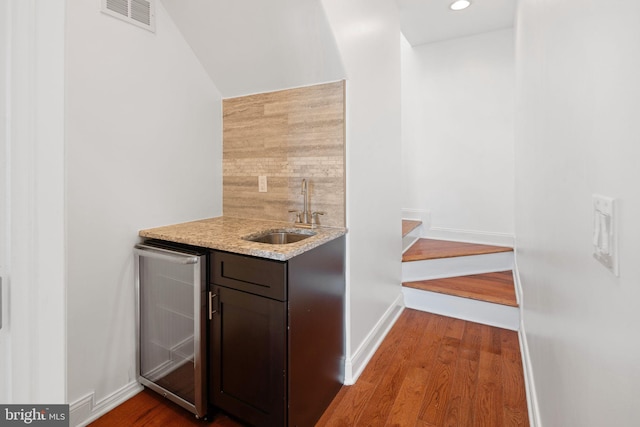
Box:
[211,251,287,301]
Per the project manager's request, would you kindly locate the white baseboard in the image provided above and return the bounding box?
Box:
[402,287,520,331]
[402,251,514,282]
[69,381,143,427]
[401,208,514,247]
[425,226,514,247]
[513,257,523,306]
[344,293,404,385]
[518,314,542,427]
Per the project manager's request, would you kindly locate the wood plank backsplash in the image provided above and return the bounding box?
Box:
[223,81,345,227]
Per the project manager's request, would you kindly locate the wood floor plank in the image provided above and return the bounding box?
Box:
[474,352,504,427]
[503,406,530,427]
[459,321,482,362]
[357,309,421,385]
[429,313,455,337]
[403,239,512,263]
[403,271,518,307]
[315,379,378,427]
[358,363,412,426]
[383,366,431,427]
[417,336,461,425]
[315,385,350,426]
[501,331,530,427]
[482,325,503,356]
[89,389,240,427]
[442,321,483,427]
[444,317,466,340]
[357,310,430,425]
[473,327,505,427]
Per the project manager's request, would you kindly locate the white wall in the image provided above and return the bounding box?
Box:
[1,0,67,404]
[0,0,9,403]
[516,1,640,425]
[402,29,515,245]
[66,0,222,422]
[161,0,345,98]
[321,0,403,381]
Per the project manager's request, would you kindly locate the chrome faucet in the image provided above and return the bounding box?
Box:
[289,178,325,228]
[301,178,309,224]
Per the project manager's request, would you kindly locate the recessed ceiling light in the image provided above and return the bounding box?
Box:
[450,0,471,11]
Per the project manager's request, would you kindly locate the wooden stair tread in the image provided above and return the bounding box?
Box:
[402,238,512,262]
[402,220,422,237]
[403,271,518,307]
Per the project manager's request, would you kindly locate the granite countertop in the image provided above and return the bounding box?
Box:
[139,216,347,261]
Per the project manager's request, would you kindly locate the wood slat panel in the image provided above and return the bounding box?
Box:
[403,271,518,307]
[403,238,512,263]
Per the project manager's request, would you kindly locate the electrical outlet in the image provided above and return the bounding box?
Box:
[592,194,618,276]
[258,176,267,193]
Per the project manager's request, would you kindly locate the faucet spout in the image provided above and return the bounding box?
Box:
[301,178,309,224]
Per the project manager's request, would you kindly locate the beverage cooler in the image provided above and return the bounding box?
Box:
[133,240,208,419]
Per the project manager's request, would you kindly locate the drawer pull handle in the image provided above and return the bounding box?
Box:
[209,292,218,320]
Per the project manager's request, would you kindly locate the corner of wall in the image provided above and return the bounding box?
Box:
[513,265,542,427]
[69,382,143,427]
[343,293,404,385]
[518,319,542,427]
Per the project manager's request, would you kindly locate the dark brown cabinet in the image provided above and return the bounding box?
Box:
[209,251,288,426]
[210,285,287,426]
[209,236,345,427]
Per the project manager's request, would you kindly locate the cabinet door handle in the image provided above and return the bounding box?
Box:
[209,291,218,320]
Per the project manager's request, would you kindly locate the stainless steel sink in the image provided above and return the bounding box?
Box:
[243,230,316,244]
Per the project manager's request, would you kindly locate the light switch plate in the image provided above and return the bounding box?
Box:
[258,175,267,193]
[592,194,618,276]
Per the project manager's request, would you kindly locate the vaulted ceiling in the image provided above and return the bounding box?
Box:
[160,0,515,97]
[160,0,345,98]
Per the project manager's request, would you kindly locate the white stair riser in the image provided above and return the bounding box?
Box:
[402,287,520,331]
[402,231,421,254]
[402,251,513,282]
[402,222,423,254]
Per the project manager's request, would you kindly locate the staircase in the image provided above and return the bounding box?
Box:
[401,220,519,330]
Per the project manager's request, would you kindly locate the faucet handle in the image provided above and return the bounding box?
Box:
[311,211,326,225]
[288,210,302,223]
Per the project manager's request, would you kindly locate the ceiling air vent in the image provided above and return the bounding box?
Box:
[102,0,156,33]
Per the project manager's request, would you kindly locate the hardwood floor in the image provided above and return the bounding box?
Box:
[90,310,529,427]
[89,388,241,427]
[316,310,528,427]
[402,220,422,237]
[402,239,512,263]
[403,271,518,307]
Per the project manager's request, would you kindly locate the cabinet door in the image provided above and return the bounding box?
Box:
[210,285,286,427]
